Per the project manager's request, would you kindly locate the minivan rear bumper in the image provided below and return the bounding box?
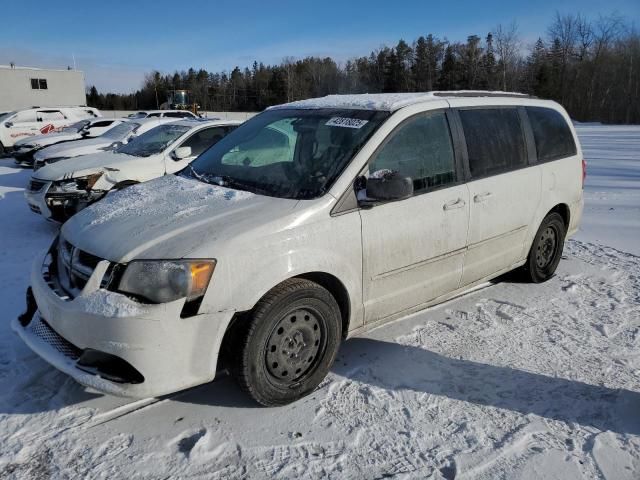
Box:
[567,196,584,238]
[13,248,234,398]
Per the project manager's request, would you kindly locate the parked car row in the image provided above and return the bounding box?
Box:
[26,118,239,221]
[10,92,584,407]
[0,106,101,155]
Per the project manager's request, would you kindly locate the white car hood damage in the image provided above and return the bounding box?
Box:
[33,152,141,181]
[61,175,299,262]
[34,137,114,161]
[15,131,81,149]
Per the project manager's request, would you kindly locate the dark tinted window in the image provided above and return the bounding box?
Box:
[370,111,456,192]
[39,79,48,89]
[165,111,192,118]
[30,78,39,89]
[180,127,227,156]
[526,107,576,162]
[460,108,526,178]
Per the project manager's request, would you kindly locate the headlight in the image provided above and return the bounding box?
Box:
[50,173,103,192]
[118,260,216,304]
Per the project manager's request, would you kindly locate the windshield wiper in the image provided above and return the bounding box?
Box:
[186,166,269,195]
[220,176,271,196]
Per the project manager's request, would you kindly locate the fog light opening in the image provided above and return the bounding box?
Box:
[77,349,145,384]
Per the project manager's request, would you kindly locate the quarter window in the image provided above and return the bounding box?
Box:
[459,108,527,178]
[526,107,577,162]
[369,112,457,193]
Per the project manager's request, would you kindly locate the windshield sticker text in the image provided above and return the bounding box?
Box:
[325,117,369,129]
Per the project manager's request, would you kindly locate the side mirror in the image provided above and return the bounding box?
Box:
[172,146,192,160]
[364,170,413,202]
[5,122,13,128]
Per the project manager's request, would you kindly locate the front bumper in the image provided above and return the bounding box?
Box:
[24,184,104,223]
[13,148,37,167]
[12,248,234,398]
[24,181,53,219]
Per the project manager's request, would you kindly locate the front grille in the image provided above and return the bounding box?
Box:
[28,315,82,360]
[52,238,112,299]
[29,179,47,192]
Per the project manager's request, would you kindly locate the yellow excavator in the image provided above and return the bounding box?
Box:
[161,89,200,116]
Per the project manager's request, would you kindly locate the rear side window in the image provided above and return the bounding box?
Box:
[526,107,577,162]
[37,110,65,121]
[164,111,192,118]
[459,108,526,178]
[369,111,457,192]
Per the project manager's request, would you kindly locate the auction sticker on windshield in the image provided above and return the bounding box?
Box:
[325,117,369,129]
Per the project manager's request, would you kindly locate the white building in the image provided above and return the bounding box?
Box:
[0,65,86,111]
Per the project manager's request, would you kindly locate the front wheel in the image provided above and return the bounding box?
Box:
[231,278,342,406]
[522,212,566,283]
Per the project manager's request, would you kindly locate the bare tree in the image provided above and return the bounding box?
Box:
[494,21,521,91]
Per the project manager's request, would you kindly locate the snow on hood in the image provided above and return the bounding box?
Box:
[34,136,112,161]
[34,152,137,181]
[14,131,80,148]
[62,175,296,262]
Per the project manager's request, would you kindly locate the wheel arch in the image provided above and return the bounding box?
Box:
[217,271,352,372]
[549,203,570,229]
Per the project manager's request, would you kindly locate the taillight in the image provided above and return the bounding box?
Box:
[581,159,587,189]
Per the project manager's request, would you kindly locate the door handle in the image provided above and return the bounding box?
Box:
[473,192,493,203]
[443,198,466,210]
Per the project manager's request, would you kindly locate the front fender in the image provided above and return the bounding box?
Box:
[202,212,365,333]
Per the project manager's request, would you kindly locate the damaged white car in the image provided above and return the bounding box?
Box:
[31,117,175,170]
[14,92,584,406]
[25,119,239,222]
[13,118,125,168]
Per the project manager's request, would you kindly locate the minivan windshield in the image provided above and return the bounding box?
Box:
[118,124,190,157]
[184,108,389,199]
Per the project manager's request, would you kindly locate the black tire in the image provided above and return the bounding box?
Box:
[230,278,342,406]
[0,142,5,157]
[522,212,566,283]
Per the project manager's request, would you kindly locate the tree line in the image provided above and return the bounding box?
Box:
[86,12,640,124]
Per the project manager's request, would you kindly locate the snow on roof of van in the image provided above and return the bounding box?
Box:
[269,91,533,112]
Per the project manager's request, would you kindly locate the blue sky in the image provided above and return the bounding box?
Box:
[1,0,638,93]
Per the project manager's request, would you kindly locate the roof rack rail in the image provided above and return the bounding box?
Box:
[431,90,538,98]
[433,91,537,99]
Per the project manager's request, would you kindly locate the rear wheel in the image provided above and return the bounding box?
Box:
[230,278,342,406]
[522,212,566,283]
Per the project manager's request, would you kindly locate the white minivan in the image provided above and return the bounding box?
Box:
[0,106,101,154]
[14,92,584,406]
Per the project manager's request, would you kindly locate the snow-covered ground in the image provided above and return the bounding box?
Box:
[0,125,638,479]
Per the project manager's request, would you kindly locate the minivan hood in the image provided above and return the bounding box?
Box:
[34,152,142,181]
[62,175,299,262]
[35,137,112,160]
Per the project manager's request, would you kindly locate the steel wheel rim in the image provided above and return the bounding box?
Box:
[265,307,326,383]
[536,226,558,269]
